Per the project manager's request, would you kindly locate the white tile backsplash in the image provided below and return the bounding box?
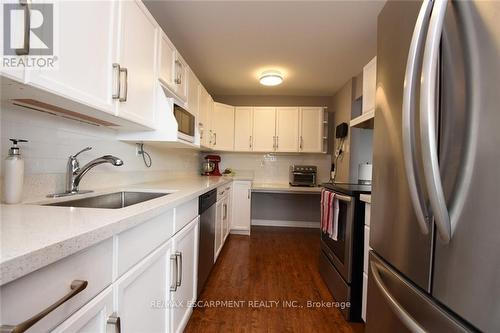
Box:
[216,152,332,184]
[0,104,200,201]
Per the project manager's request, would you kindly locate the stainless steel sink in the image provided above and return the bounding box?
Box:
[43,191,169,209]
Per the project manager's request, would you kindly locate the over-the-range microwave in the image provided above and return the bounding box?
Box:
[173,103,195,143]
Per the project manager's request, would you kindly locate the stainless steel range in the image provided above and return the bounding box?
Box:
[319,182,371,321]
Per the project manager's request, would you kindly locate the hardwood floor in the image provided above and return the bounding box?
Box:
[185,226,365,333]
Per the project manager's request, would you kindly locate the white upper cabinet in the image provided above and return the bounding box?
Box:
[299,107,324,152]
[159,32,176,91]
[212,102,235,151]
[252,107,276,152]
[27,1,117,115]
[234,107,253,151]
[198,87,212,148]
[187,68,199,118]
[114,0,158,129]
[362,56,377,113]
[276,107,299,152]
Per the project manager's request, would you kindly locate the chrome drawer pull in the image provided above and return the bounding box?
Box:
[0,280,88,333]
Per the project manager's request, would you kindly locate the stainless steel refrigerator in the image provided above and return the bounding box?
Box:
[367,0,500,332]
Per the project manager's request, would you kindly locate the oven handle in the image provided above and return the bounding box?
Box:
[333,193,352,202]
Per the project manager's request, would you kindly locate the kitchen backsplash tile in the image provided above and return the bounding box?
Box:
[0,105,200,201]
[216,152,331,184]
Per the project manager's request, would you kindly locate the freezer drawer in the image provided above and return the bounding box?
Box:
[366,253,470,333]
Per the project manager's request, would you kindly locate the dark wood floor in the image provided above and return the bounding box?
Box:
[185,226,365,333]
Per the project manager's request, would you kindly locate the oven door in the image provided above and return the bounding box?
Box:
[291,172,316,186]
[320,191,355,283]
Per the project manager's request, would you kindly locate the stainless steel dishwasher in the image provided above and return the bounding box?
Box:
[197,189,217,297]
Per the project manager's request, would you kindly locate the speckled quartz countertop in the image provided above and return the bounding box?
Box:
[0,176,233,285]
[252,183,322,194]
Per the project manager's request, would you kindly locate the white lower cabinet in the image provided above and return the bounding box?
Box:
[115,240,172,333]
[170,217,199,333]
[231,181,252,235]
[52,287,114,333]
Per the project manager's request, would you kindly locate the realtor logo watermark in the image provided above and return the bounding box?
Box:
[2,1,58,69]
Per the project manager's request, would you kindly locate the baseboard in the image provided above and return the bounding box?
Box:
[251,219,320,228]
[230,229,251,235]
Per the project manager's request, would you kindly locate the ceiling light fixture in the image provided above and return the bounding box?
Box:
[259,71,283,86]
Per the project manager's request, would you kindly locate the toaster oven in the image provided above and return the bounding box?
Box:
[289,165,317,187]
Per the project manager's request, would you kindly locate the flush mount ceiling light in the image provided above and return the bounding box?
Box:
[259,71,283,86]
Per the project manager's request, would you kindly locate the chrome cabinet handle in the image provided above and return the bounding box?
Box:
[402,0,433,235]
[272,136,276,149]
[276,136,279,150]
[176,252,182,287]
[247,189,251,199]
[249,136,252,149]
[170,254,178,291]
[213,132,217,146]
[370,261,426,333]
[0,280,88,333]
[119,67,128,102]
[112,63,121,100]
[420,0,453,243]
[15,0,30,55]
[106,313,121,333]
[300,136,303,150]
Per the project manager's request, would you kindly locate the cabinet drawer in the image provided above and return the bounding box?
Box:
[117,209,174,277]
[174,198,198,233]
[217,184,230,198]
[0,238,113,333]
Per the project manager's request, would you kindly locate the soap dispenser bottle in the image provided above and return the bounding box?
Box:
[4,139,28,204]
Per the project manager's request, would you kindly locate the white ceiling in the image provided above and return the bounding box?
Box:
[144,1,385,96]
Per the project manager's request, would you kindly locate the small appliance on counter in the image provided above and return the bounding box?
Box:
[202,155,222,176]
[289,165,317,187]
[357,163,372,185]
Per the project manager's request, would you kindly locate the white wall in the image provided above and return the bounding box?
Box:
[0,104,200,202]
[216,152,331,184]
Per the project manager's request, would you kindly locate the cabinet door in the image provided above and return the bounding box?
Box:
[174,54,188,102]
[115,241,171,333]
[212,103,235,151]
[115,0,157,128]
[171,217,199,333]
[52,287,114,333]
[362,56,377,113]
[28,0,116,114]
[252,107,276,152]
[198,87,211,148]
[222,196,230,242]
[214,200,223,260]
[159,32,176,90]
[234,107,253,151]
[187,68,199,118]
[300,107,323,152]
[231,181,252,234]
[276,107,299,152]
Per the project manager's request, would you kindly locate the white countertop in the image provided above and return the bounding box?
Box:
[0,176,232,285]
[360,194,371,203]
[252,183,322,194]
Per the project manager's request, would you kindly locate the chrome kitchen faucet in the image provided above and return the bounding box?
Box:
[47,147,123,198]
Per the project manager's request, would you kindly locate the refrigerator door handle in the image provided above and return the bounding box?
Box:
[371,261,426,333]
[402,0,434,235]
[420,0,453,243]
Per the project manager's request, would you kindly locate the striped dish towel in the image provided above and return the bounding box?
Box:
[321,189,340,240]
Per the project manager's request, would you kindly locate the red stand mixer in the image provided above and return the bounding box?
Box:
[202,155,222,176]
